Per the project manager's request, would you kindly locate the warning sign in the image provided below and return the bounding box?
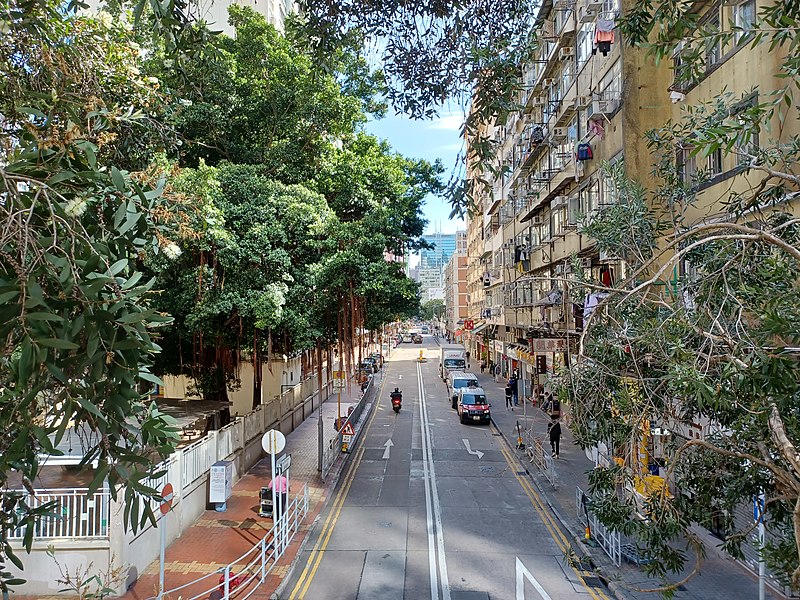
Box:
[342,422,355,436]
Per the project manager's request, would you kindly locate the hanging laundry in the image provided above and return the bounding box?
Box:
[587,118,605,138]
[594,22,615,57]
[576,143,593,161]
[599,264,614,286]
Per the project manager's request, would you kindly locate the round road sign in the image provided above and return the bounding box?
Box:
[159,483,174,515]
[261,429,286,455]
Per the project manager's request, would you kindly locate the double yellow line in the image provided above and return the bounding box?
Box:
[492,423,610,600]
[288,369,388,599]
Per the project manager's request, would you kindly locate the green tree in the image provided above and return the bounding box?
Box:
[420,299,445,321]
[0,3,183,589]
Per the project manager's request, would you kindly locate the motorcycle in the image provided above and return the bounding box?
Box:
[390,391,402,413]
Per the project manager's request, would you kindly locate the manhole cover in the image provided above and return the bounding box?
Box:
[380,521,392,528]
[479,465,495,473]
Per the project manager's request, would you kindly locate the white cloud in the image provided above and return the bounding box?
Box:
[428,114,464,131]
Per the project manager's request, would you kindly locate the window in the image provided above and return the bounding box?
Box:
[577,23,594,66]
[705,13,722,68]
[550,207,567,237]
[707,148,723,176]
[599,59,622,100]
[733,0,756,43]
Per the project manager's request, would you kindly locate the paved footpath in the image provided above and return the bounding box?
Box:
[120,373,382,600]
[470,360,786,600]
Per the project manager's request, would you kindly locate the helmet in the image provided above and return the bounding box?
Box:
[394,387,399,392]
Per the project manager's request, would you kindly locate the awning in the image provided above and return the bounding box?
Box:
[470,321,489,335]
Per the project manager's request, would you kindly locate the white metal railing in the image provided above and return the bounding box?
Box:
[575,486,622,566]
[7,488,110,540]
[147,485,310,600]
[217,420,237,460]
[182,435,215,488]
[522,430,558,489]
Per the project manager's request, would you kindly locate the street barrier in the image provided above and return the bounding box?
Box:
[146,484,309,600]
[320,375,378,480]
[521,427,558,489]
[575,485,622,566]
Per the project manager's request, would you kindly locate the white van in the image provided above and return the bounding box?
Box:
[448,371,479,409]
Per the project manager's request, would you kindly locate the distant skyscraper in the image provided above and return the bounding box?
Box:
[418,231,465,303]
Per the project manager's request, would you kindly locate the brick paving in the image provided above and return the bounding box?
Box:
[116,371,380,600]
[474,362,788,599]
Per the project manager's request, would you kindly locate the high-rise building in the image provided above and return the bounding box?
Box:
[417,231,466,303]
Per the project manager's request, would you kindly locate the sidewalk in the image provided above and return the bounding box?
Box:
[122,373,380,600]
[473,365,784,599]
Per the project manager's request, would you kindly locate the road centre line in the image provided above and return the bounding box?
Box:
[491,423,609,600]
[418,360,451,600]
[288,370,388,599]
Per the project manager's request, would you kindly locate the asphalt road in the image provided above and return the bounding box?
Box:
[283,337,608,600]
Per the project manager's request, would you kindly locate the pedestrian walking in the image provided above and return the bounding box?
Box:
[465,351,471,368]
[509,375,519,406]
[547,418,562,458]
[480,359,486,374]
[494,363,501,383]
[505,384,514,410]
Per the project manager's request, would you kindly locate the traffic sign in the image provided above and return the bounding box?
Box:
[333,370,346,389]
[276,453,292,475]
[262,429,286,455]
[159,483,174,516]
[342,422,355,436]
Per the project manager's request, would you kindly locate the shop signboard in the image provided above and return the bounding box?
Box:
[529,338,567,353]
[492,340,504,353]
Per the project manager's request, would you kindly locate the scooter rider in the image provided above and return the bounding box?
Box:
[390,387,402,402]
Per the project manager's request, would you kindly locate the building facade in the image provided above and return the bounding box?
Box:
[443,252,469,338]
[198,0,295,35]
[418,231,466,303]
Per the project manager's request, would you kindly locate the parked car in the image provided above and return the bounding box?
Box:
[369,352,383,368]
[448,371,479,408]
[361,357,378,373]
[457,386,491,424]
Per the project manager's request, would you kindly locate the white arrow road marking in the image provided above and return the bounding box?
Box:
[398,375,403,380]
[516,556,553,600]
[382,439,394,459]
[462,439,484,459]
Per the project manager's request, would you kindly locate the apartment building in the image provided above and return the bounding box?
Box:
[443,251,469,338]
[198,0,296,35]
[466,0,797,583]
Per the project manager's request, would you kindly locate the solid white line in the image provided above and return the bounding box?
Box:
[419,362,451,600]
[418,364,439,600]
[516,556,554,600]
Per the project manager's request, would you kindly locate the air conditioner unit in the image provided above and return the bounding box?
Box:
[552,127,568,141]
[543,78,556,88]
[581,257,593,269]
[554,264,564,275]
[551,195,568,208]
[534,96,547,106]
[559,47,575,60]
[575,95,592,109]
[531,215,544,226]
[587,99,617,120]
[587,0,603,10]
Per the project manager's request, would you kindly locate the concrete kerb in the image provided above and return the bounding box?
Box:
[271,370,387,600]
[489,414,631,600]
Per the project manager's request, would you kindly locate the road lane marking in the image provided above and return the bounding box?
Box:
[492,423,609,600]
[418,360,451,600]
[516,556,553,600]
[462,439,484,459]
[383,438,394,459]
[288,367,389,600]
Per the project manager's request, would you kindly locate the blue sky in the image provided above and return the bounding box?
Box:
[364,112,466,236]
